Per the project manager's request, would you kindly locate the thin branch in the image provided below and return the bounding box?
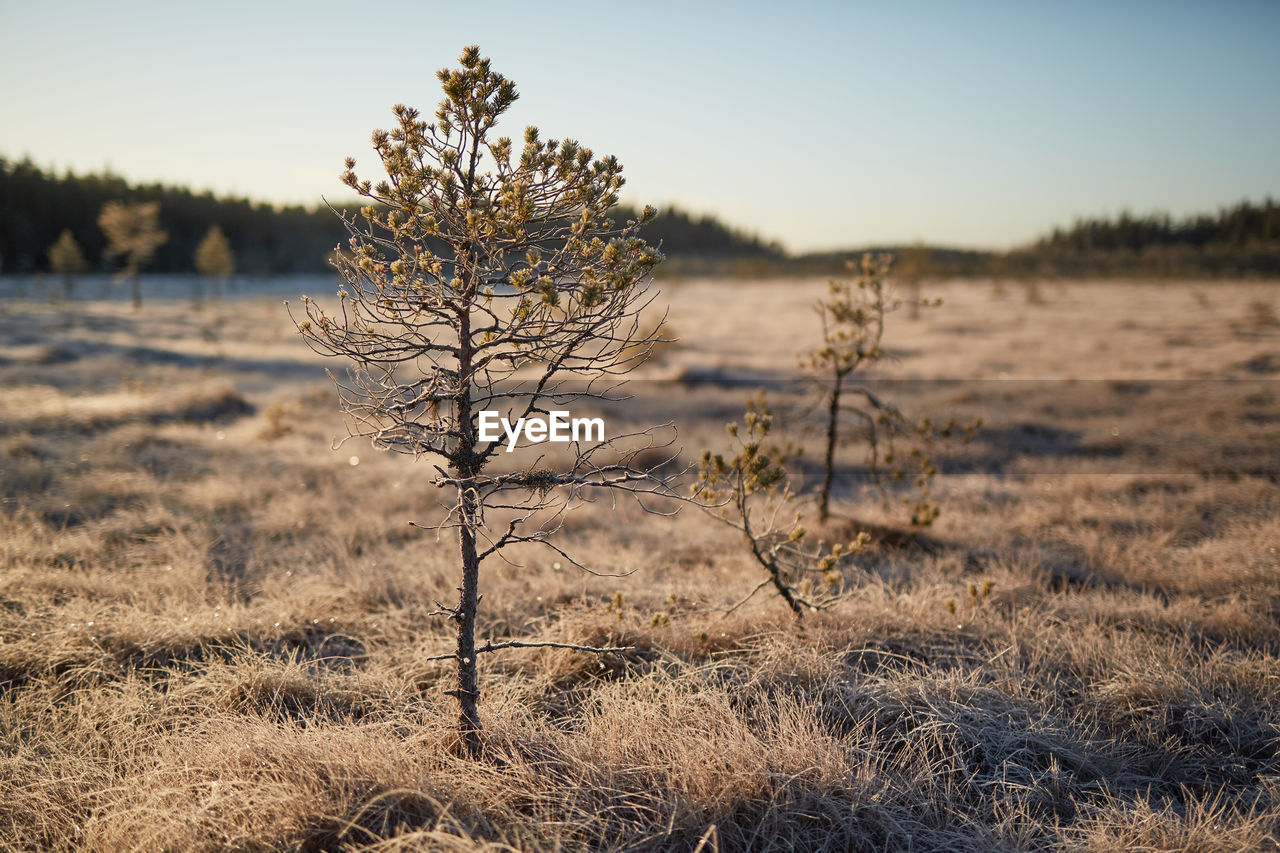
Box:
[424,639,633,661]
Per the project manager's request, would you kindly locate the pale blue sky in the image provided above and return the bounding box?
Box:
[1,0,1277,251]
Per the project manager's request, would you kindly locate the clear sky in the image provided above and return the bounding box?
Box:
[2,0,1277,252]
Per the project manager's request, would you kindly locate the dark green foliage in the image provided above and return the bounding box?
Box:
[0,158,781,277]
[791,201,1280,280]
[1002,199,1280,278]
[1042,201,1280,252]
[611,205,783,259]
[4,150,1276,280]
[0,157,350,275]
[790,201,1280,280]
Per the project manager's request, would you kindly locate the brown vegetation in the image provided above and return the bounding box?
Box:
[1,279,1279,851]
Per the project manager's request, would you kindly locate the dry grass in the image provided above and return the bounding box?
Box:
[1,281,1279,851]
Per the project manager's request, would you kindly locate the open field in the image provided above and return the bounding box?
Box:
[2,277,1279,851]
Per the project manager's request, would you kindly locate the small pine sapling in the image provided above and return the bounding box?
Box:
[291,46,676,754]
[805,252,977,528]
[47,230,88,301]
[194,225,236,304]
[98,200,167,309]
[694,393,867,617]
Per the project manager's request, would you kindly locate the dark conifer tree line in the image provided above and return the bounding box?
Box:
[795,201,1280,279]
[0,158,782,275]
[997,200,1280,279]
[0,157,349,274]
[1,156,1276,278]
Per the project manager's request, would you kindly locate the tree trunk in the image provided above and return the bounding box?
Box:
[453,483,482,754]
[451,292,482,755]
[747,529,804,617]
[819,371,844,522]
[131,274,142,310]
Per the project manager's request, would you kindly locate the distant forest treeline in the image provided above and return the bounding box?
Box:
[0,157,780,276]
[1,156,1277,279]
[0,158,346,275]
[787,201,1280,280]
[999,201,1280,279]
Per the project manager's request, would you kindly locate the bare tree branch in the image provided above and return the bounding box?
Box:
[424,639,631,662]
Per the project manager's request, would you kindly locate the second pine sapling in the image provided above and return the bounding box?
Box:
[695,394,866,617]
[806,252,976,527]
[194,225,236,304]
[47,230,88,301]
[98,200,168,309]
